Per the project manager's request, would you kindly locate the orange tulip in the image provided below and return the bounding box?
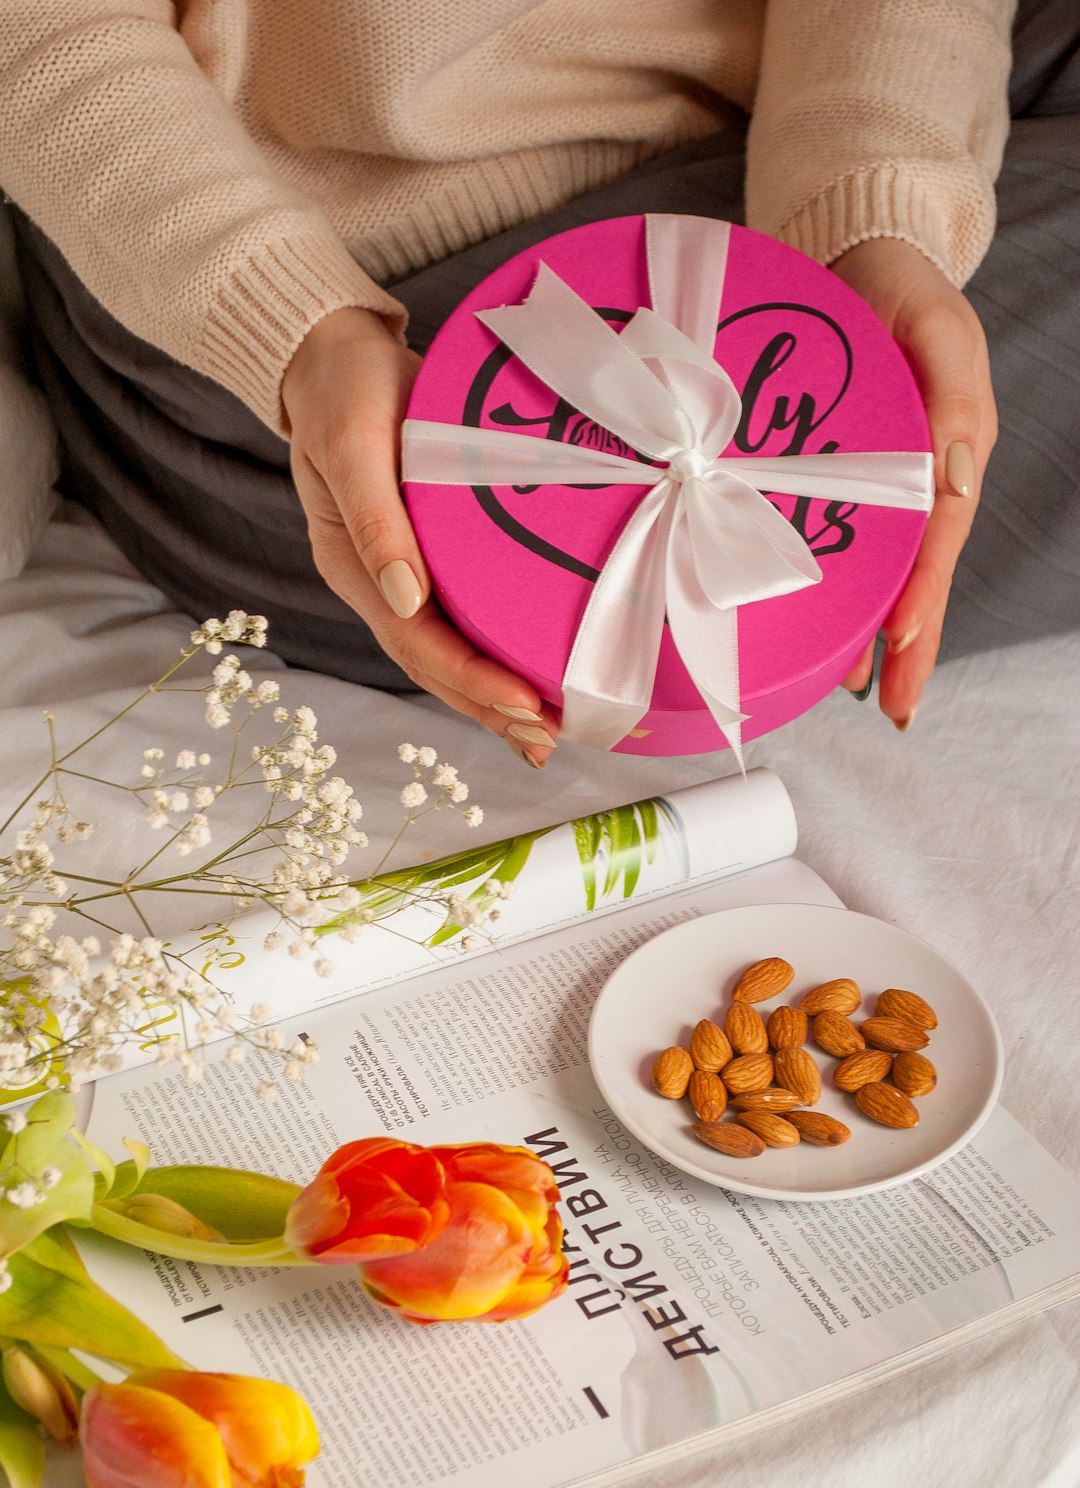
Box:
[80,1369,319,1488]
[286,1138,567,1324]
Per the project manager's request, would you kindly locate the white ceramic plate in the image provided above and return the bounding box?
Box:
[588,903,1003,1202]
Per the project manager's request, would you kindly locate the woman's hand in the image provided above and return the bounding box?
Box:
[829,239,997,730]
[281,306,558,766]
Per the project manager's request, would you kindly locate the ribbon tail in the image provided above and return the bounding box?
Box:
[560,485,674,750]
[665,504,748,769]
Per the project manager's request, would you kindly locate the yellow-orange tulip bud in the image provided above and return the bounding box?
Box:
[286,1138,567,1324]
[2,1346,79,1443]
[80,1370,318,1488]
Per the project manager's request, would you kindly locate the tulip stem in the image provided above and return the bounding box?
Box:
[89,1205,310,1267]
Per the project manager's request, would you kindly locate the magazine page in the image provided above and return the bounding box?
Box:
[5,768,801,1104]
[73,867,1080,1488]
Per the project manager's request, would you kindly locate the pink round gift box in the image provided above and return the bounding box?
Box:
[403,216,931,755]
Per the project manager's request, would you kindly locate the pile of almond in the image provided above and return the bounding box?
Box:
[651,957,939,1159]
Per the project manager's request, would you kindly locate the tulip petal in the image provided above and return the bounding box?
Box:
[433,1145,559,1201]
[359,1182,534,1322]
[129,1371,319,1487]
[81,1383,232,1488]
[286,1143,450,1263]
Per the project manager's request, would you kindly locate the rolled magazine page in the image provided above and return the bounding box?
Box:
[3,768,798,1101]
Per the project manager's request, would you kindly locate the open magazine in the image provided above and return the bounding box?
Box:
[69,770,1080,1488]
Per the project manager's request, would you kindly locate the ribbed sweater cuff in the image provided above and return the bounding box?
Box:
[771,166,963,287]
[199,231,408,434]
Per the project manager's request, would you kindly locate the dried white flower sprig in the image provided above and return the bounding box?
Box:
[0,614,490,1107]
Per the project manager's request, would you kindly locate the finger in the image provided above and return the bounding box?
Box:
[877,590,949,730]
[840,640,875,695]
[894,301,988,498]
[397,607,559,741]
[410,670,558,769]
[302,397,429,622]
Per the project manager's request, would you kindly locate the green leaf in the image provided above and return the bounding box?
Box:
[0,1247,184,1370]
[129,1166,301,1241]
[572,820,598,911]
[21,1230,88,1284]
[0,1380,44,1488]
[0,1096,94,1259]
[30,1345,100,1395]
[637,798,660,866]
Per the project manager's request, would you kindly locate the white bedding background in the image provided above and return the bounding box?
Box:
[1,219,1078,1488]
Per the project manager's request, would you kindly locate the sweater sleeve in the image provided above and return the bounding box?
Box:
[0,2,407,433]
[746,0,1016,286]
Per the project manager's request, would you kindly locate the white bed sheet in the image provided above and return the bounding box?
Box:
[4,508,1079,1488]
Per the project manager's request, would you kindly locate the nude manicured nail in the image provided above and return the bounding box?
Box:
[506,722,558,749]
[893,706,919,733]
[493,703,545,723]
[379,559,423,618]
[944,442,976,498]
[507,738,545,769]
[888,623,922,656]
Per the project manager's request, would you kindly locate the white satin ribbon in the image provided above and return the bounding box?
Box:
[401,215,934,762]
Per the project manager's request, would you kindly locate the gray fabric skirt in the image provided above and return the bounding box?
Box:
[10,0,1080,689]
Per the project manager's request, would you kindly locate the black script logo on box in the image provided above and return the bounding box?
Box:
[460,302,857,585]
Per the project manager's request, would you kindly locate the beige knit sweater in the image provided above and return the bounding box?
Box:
[0,1,1014,434]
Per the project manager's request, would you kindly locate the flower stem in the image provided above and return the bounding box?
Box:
[90,1204,309,1267]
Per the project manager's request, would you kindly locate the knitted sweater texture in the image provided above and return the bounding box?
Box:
[0,1,1015,432]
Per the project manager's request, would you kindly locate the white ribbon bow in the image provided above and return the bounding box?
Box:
[402,215,934,763]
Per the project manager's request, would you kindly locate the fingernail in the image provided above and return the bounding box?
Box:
[507,737,545,769]
[887,622,922,656]
[493,703,545,723]
[893,705,919,733]
[379,559,423,619]
[850,677,872,702]
[944,442,976,498]
[506,722,558,749]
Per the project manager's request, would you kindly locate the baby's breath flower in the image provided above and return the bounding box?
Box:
[176,750,197,769]
[417,746,437,768]
[2,1112,27,1135]
[397,743,418,763]
[314,959,334,979]
[256,1082,278,1102]
[465,806,484,828]
[400,782,427,809]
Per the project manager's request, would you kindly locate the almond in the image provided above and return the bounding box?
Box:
[855,1082,919,1129]
[860,1016,929,1053]
[812,1011,866,1058]
[732,957,794,1004]
[876,988,938,1030]
[834,1050,893,1092]
[688,1069,729,1122]
[692,1121,766,1158]
[730,1088,801,1113]
[725,1002,769,1055]
[736,1111,801,1148]
[773,1047,821,1106]
[800,978,861,1016]
[891,1051,938,1097]
[689,1018,733,1073]
[720,1052,774,1094]
[786,1111,852,1146]
[652,1046,693,1099]
[767,1006,808,1050]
